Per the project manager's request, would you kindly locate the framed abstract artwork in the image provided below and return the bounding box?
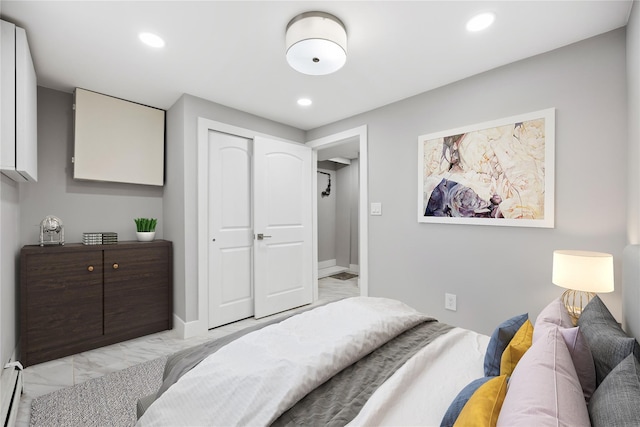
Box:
[418,108,555,227]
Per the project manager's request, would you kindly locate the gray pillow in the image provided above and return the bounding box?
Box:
[588,354,640,427]
[577,296,640,385]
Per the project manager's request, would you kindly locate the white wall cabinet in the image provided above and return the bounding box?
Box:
[73,88,165,186]
[0,20,37,182]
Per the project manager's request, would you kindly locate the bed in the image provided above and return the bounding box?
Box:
[136,247,640,427]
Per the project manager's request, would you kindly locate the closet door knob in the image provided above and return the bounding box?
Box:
[87,265,94,272]
[112,263,119,270]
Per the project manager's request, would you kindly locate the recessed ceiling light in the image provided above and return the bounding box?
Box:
[139,32,165,48]
[297,98,312,107]
[466,12,495,32]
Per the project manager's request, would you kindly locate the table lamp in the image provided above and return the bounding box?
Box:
[552,250,614,324]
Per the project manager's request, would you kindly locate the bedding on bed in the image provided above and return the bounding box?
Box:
[136,294,640,427]
[347,326,489,426]
[273,320,456,426]
[136,297,437,426]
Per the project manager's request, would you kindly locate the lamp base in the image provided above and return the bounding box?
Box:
[561,289,596,325]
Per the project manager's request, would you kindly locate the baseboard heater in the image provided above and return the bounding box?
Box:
[1,362,23,427]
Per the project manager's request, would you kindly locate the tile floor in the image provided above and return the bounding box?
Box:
[15,276,359,426]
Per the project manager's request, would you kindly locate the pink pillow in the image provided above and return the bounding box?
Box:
[497,325,590,426]
[532,298,573,342]
[559,327,596,402]
[533,298,596,401]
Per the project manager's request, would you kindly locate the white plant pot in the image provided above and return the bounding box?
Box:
[136,231,155,242]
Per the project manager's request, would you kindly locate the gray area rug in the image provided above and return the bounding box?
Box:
[30,356,167,427]
[330,272,358,281]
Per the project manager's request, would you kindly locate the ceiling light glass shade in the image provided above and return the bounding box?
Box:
[286,12,347,75]
[552,250,614,293]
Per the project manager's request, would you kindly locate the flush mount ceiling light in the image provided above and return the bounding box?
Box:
[297,98,312,106]
[285,11,347,75]
[466,12,495,32]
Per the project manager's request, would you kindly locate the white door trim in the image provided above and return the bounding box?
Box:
[306,125,368,298]
[196,117,304,336]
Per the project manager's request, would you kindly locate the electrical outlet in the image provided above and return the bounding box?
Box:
[370,202,382,216]
[445,293,457,311]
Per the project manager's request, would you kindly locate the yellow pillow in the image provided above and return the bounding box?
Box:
[500,319,533,376]
[453,375,508,427]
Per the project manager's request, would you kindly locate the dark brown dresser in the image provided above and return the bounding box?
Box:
[20,240,173,366]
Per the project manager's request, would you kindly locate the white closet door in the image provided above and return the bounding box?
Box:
[253,136,313,318]
[208,131,254,328]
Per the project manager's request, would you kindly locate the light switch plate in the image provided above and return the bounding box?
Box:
[445,293,457,311]
[370,202,382,216]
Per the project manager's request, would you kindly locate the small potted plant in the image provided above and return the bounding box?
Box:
[134,218,157,242]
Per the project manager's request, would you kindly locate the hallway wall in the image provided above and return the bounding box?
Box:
[317,164,337,264]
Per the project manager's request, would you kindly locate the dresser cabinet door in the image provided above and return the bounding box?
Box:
[24,251,103,363]
[103,245,171,338]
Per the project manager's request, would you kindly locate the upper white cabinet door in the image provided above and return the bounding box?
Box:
[0,21,38,182]
[15,26,37,182]
[73,88,165,186]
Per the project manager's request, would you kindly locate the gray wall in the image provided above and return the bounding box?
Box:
[307,29,628,335]
[0,175,19,366]
[350,159,360,266]
[317,166,337,263]
[163,95,187,322]
[625,2,639,333]
[335,164,352,268]
[629,3,639,245]
[165,94,305,322]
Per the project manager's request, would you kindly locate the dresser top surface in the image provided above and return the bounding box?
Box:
[21,239,172,254]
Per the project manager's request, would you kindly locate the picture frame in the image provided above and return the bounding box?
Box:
[417,108,555,228]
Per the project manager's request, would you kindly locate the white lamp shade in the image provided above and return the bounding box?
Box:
[286,12,347,75]
[552,250,614,293]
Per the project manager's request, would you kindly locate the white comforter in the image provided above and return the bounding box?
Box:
[137,297,429,426]
[348,326,489,426]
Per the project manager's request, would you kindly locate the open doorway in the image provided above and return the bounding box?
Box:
[306,126,368,300]
[316,146,359,279]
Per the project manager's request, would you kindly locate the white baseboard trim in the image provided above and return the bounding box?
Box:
[173,314,207,339]
[318,259,336,270]
[1,348,23,427]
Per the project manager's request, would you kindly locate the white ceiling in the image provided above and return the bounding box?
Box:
[317,136,360,162]
[1,1,632,131]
